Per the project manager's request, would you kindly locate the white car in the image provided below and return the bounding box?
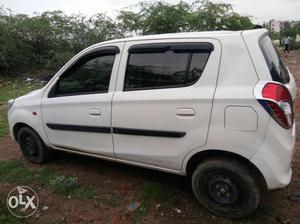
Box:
[7,29,296,218]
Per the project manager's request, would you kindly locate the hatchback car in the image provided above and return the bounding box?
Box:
[7,29,296,218]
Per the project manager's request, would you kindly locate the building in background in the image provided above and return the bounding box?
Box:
[268,20,289,33]
[266,20,300,33]
[290,21,300,28]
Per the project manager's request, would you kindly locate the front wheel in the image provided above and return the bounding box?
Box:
[191,157,262,219]
[18,127,52,164]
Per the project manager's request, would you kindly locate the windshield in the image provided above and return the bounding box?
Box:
[260,36,290,84]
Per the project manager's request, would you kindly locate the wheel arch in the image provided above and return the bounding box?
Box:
[13,122,36,143]
[185,149,267,190]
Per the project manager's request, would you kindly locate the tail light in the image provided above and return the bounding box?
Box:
[255,82,294,129]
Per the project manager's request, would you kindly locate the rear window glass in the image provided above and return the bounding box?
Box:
[124,50,210,91]
[260,36,290,84]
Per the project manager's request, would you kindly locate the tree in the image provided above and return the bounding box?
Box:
[139,1,191,34]
[0,1,254,75]
[117,0,254,34]
[280,24,300,39]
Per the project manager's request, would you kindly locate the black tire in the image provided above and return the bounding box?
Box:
[191,157,262,219]
[18,127,52,164]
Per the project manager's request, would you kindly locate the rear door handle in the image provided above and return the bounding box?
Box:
[176,108,195,116]
[89,108,101,116]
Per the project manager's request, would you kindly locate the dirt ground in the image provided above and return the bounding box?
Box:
[0,51,300,224]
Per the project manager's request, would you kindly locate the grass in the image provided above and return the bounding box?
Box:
[0,106,8,138]
[0,77,42,139]
[138,182,174,201]
[49,176,97,199]
[0,195,22,224]
[134,182,175,217]
[0,160,97,199]
[106,195,119,207]
[44,220,66,224]
[0,78,43,103]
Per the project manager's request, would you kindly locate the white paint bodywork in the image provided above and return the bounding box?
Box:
[7,29,296,190]
[112,39,221,170]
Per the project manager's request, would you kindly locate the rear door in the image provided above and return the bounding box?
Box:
[112,39,221,171]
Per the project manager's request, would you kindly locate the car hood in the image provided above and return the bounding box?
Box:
[15,88,44,103]
[24,88,44,97]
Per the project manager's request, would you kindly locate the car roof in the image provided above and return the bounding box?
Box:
[95,29,268,45]
[79,29,269,55]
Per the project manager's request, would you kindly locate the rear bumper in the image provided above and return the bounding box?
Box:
[251,119,296,189]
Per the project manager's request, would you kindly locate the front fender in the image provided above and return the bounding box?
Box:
[8,105,49,146]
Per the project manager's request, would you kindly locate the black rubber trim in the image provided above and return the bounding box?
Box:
[95,46,120,54]
[128,42,214,53]
[46,123,186,138]
[113,127,186,138]
[46,123,111,133]
[170,43,214,53]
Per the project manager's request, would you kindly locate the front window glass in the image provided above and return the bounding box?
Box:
[53,54,115,96]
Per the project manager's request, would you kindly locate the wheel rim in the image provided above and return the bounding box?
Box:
[202,171,247,209]
[23,135,39,157]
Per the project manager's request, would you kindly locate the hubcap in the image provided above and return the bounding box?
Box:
[207,173,240,205]
[24,136,38,156]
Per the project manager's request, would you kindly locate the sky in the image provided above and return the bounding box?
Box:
[0,0,300,23]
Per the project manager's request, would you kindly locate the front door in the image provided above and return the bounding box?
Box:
[41,44,123,156]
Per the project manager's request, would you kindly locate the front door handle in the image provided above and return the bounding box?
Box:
[89,108,101,116]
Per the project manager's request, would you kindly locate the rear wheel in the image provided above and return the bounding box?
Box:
[18,127,52,164]
[191,157,262,219]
